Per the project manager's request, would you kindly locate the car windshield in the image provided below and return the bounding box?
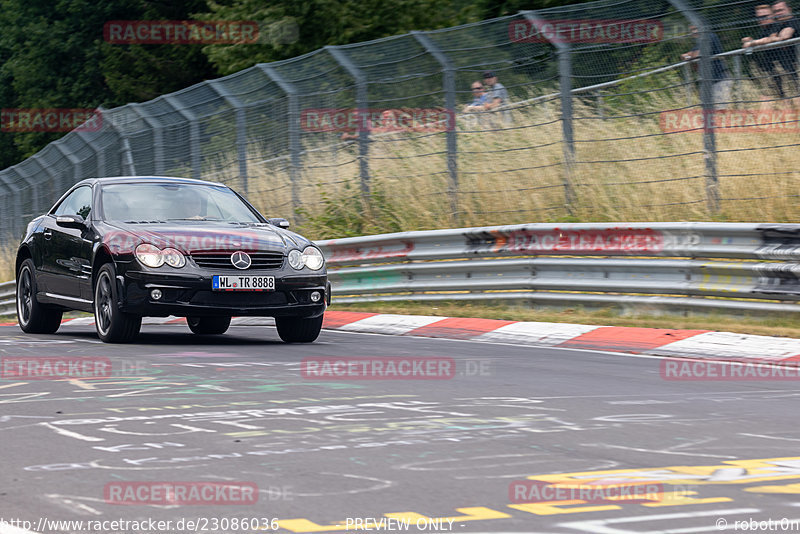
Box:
[100,182,262,223]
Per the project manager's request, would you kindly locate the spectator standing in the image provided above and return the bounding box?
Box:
[768,0,800,98]
[681,25,732,108]
[742,5,782,98]
[744,1,800,99]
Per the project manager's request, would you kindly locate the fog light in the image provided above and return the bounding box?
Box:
[151,289,163,300]
[310,291,322,303]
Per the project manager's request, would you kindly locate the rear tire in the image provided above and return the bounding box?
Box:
[94,264,141,343]
[275,315,323,343]
[187,316,231,335]
[16,259,62,334]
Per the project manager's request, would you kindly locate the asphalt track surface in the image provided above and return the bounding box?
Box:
[2,322,800,534]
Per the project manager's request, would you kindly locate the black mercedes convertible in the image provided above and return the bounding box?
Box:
[15,176,329,343]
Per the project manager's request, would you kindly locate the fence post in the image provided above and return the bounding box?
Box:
[129,104,165,175]
[207,79,249,193]
[75,130,106,178]
[259,65,301,213]
[31,152,68,208]
[52,141,83,191]
[0,172,24,242]
[13,163,42,220]
[162,95,202,180]
[733,54,742,107]
[104,112,137,175]
[326,45,371,196]
[523,11,575,214]
[411,30,459,225]
[668,0,719,212]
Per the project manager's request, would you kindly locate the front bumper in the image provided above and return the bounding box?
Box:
[119,270,328,318]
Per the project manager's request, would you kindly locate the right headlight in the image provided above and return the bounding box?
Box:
[135,243,164,268]
[302,246,324,271]
[288,249,304,270]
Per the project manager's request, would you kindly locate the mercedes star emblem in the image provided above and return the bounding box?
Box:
[231,251,252,270]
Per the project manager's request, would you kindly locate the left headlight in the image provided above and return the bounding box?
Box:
[302,246,325,271]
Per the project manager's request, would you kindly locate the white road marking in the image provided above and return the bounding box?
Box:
[39,422,104,442]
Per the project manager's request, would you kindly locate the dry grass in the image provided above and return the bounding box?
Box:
[0,244,14,282]
[225,80,800,240]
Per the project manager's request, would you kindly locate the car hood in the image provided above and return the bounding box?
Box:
[103,221,310,255]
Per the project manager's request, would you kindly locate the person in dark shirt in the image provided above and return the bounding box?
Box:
[769,0,800,97]
[681,26,732,108]
[743,5,781,96]
[744,1,800,98]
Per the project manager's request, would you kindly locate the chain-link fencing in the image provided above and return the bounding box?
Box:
[1,0,799,248]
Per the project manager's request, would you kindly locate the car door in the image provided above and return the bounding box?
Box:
[41,185,94,300]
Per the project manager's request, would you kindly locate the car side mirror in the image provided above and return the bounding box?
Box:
[269,218,290,229]
[56,214,86,229]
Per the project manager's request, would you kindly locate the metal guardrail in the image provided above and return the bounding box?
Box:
[0,281,15,318]
[316,223,800,314]
[2,222,798,316]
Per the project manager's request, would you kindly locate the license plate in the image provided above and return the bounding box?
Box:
[212,275,275,291]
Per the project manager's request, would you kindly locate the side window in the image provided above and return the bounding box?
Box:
[53,186,92,219]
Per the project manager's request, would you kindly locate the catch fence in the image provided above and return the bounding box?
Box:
[1,0,799,246]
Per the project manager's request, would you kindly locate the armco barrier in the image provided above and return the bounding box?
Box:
[316,223,800,314]
[1,223,798,317]
[0,281,15,317]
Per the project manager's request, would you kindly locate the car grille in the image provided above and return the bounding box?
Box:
[190,291,288,307]
[191,252,284,270]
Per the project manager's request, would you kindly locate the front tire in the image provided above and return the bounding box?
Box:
[94,264,141,343]
[16,259,62,334]
[187,316,231,335]
[275,315,323,343]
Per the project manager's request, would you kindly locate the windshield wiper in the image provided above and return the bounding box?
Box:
[166,217,222,222]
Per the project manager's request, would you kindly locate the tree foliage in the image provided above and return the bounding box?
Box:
[0,0,598,168]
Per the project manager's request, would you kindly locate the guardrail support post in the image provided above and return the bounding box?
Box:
[327,46,371,197]
[670,1,719,213]
[411,31,459,225]
[524,11,576,214]
[260,65,302,214]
